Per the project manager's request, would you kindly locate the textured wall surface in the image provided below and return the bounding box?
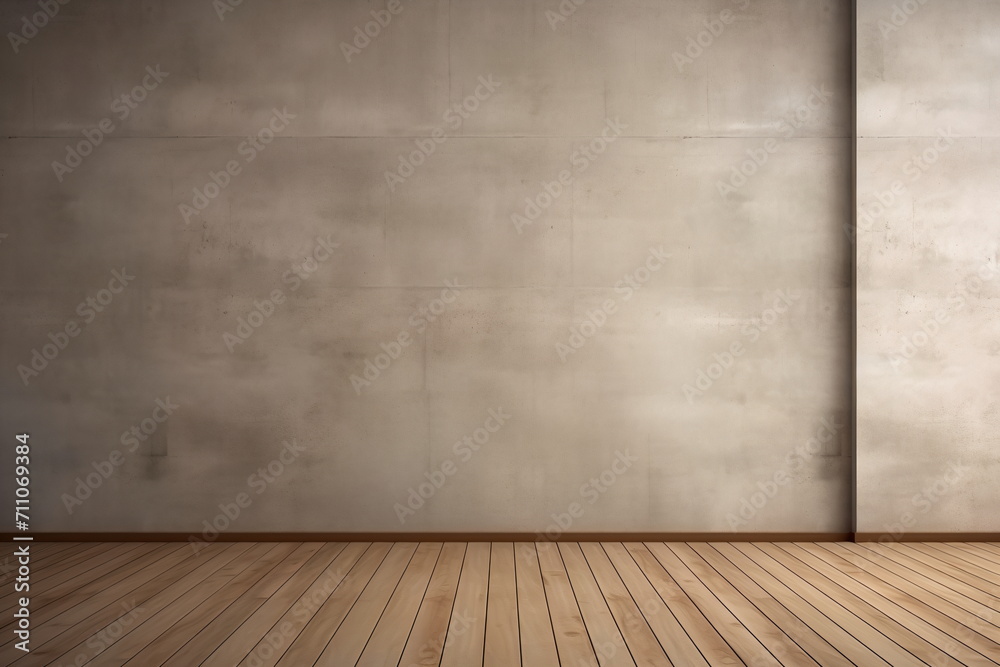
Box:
[0,0,851,533]
[856,0,1000,533]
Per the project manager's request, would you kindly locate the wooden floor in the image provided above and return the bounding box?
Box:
[2,542,999,665]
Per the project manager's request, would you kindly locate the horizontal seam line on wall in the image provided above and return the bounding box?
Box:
[3,135,857,140]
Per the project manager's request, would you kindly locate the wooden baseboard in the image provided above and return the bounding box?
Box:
[2,532,856,542]
[853,532,1000,542]
[5,532,995,542]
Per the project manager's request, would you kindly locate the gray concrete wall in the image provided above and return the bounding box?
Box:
[856,0,1000,534]
[0,0,851,533]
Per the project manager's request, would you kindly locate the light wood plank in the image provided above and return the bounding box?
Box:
[309,542,418,666]
[11,541,1000,666]
[0,542,147,617]
[19,542,63,555]
[892,543,1000,596]
[602,543,710,667]
[646,542,774,666]
[803,543,1000,664]
[161,543,325,666]
[233,541,374,667]
[777,543,984,666]
[971,542,1000,558]
[623,543,742,667]
[580,542,671,666]
[396,542,467,667]
[26,543,126,584]
[31,542,105,566]
[114,543,293,665]
[840,543,1000,641]
[4,542,81,568]
[440,542,490,667]
[266,542,392,665]
[355,542,444,667]
[1,543,90,585]
[9,543,195,665]
[560,542,637,667]
[192,541,346,666]
[484,542,520,667]
[869,543,1000,609]
[737,543,923,666]
[689,543,846,666]
[38,544,252,666]
[0,542,60,560]
[922,543,1000,586]
[948,543,1000,567]
[514,543,560,667]
[713,543,891,667]
[671,543,819,667]
[0,543,71,587]
[535,542,599,667]
[0,542,164,652]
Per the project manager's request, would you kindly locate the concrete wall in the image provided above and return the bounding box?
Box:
[856,0,1000,533]
[0,0,851,533]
